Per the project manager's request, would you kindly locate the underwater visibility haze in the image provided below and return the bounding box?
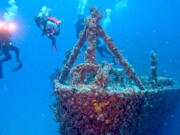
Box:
[0,0,180,135]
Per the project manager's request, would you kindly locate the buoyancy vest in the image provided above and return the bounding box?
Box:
[45,17,61,35]
[48,17,61,24]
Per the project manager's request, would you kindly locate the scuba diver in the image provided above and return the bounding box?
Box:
[35,7,61,51]
[0,27,22,79]
[74,14,85,39]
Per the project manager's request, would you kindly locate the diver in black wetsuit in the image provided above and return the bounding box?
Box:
[0,27,22,79]
[96,39,111,58]
[96,39,117,64]
[74,14,85,39]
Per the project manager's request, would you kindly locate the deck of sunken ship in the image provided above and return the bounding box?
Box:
[52,7,180,135]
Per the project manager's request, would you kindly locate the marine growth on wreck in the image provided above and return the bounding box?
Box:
[52,6,180,135]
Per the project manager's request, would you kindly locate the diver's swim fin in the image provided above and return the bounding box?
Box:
[12,62,23,72]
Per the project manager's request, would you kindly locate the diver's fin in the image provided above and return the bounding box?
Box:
[12,62,23,72]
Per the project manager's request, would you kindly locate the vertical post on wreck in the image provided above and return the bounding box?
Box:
[84,7,103,64]
[85,29,97,63]
[149,51,158,88]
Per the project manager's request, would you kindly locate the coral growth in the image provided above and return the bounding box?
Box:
[54,86,132,135]
[53,84,180,135]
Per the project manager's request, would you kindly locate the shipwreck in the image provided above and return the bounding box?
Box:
[52,7,180,135]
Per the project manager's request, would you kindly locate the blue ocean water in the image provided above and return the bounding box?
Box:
[0,0,180,135]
